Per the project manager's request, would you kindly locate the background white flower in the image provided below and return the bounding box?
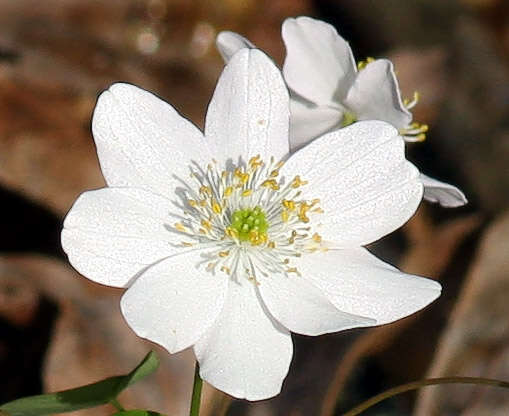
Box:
[62,48,440,401]
[216,16,467,208]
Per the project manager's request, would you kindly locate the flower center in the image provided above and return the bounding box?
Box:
[229,206,268,245]
[170,155,326,283]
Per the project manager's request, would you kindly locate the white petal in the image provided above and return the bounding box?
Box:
[289,96,343,152]
[216,31,255,62]
[92,83,210,196]
[205,49,290,166]
[344,59,412,129]
[194,278,292,400]
[282,16,357,106]
[62,187,179,288]
[295,248,441,325]
[258,272,375,336]
[420,173,468,207]
[281,120,423,246]
[120,252,228,354]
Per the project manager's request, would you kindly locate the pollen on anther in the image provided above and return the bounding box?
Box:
[201,219,212,230]
[291,175,308,188]
[224,186,233,197]
[174,222,186,232]
[282,199,296,211]
[261,179,280,190]
[212,201,222,214]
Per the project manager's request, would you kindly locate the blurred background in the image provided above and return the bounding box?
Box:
[0,0,508,415]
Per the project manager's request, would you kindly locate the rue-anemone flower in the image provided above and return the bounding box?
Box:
[216,16,467,208]
[62,49,440,400]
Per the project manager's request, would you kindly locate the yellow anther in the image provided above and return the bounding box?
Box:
[220,266,231,275]
[212,201,222,214]
[283,259,290,264]
[298,203,310,223]
[311,198,320,206]
[312,233,322,243]
[174,222,186,232]
[312,207,324,214]
[291,175,308,188]
[218,250,230,257]
[282,199,296,211]
[281,210,289,223]
[224,186,233,197]
[199,185,211,195]
[248,230,267,246]
[241,189,253,197]
[234,168,249,184]
[275,161,284,169]
[270,169,280,178]
[261,179,280,190]
[289,230,297,244]
[221,170,228,178]
[416,133,426,142]
[225,226,238,239]
[268,241,276,249]
[201,219,212,230]
[181,242,193,247]
[249,155,263,170]
[199,199,207,207]
[357,57,375,70]
[199,228,207,234]
[188,199,197,207]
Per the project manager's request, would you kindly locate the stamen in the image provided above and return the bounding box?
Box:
[399,121,428,142]
[175,222,186,232]
[177,156,325,284]
[357,56,375,70]
[212,201,222,214]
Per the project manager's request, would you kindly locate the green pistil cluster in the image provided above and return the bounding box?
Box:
[230,206,268,242]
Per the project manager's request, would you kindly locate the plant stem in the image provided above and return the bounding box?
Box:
[110,398,125,412]
[342,376,509,416]
[189,361,203,416]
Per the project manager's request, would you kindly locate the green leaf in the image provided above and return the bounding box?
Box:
[0,351,159,416]
[112,411,166,416]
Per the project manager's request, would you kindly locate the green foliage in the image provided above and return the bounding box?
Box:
[0,351,159,416]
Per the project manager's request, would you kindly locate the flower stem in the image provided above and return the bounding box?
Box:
[342,376,509,416]
[189,361,203,416]
[110,398,125,412]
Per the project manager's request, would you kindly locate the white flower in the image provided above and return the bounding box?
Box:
[216,16,467,208]
[62,49,440,400]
